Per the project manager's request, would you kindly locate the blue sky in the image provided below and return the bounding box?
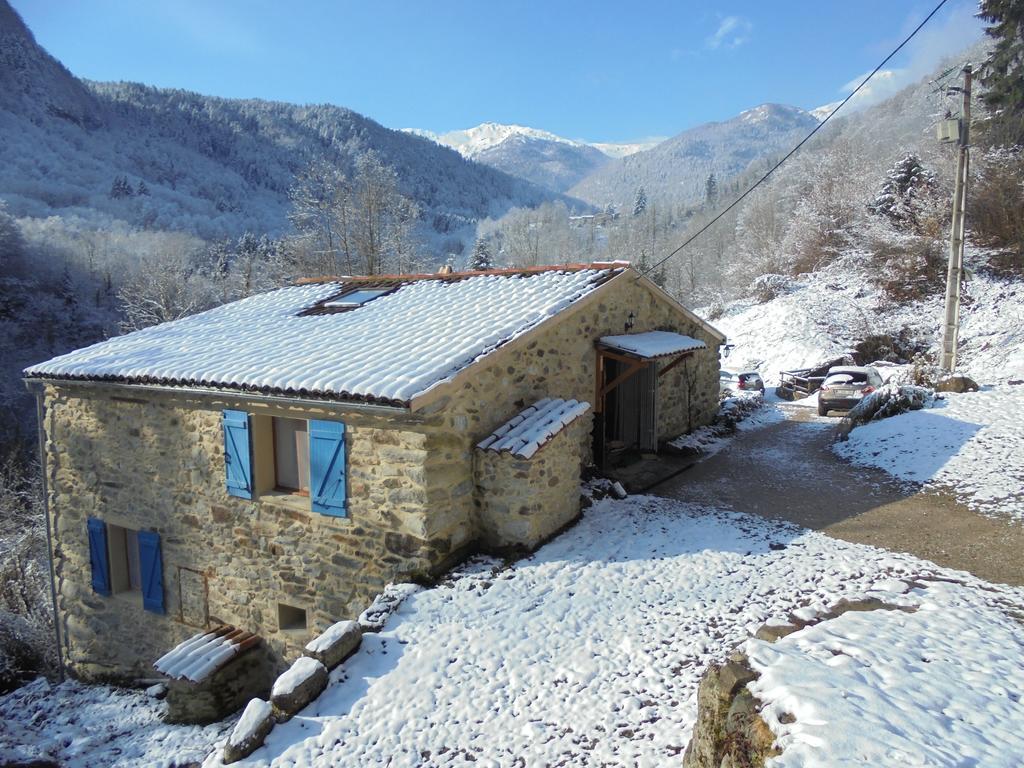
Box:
[13,0,984,143]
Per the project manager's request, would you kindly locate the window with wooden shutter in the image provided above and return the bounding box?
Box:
[138,530,164,614]
[309,420,347,516]
[87,517,111,596]
[222,409,253,499]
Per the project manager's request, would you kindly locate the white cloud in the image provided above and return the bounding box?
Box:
[831,1,984,112]
[706,16,752,50]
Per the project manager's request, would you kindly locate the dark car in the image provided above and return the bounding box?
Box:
[817,366,884,416]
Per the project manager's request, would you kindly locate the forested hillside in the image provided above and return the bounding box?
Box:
[0,0,564,249]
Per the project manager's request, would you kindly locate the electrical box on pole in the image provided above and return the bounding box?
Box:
[936,118,961,144]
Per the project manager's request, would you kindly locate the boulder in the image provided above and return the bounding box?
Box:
[270,656,329,716]
[304,620,361,671]
[682,654,778,768]
[935,374,979,393]
[222,698,274,764]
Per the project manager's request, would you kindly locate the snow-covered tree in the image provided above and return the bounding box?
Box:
[704,173,718,208]
[867,154,937,233]
[469,238,494,271]
[978,0,1024,144]
[108,176,133,200]
[632,186,647,217]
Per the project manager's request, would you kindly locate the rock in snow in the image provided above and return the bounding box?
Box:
[304,621,362,671]
[270,657,328,716]
[222,698,274,764]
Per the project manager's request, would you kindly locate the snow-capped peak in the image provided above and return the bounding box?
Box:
[738,103,814,124]
[406,123,584,159]
[810,101,843,122]
[403,123,659,159]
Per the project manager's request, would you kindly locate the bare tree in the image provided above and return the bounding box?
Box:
[288,152,421,277]
[118,253,213,331]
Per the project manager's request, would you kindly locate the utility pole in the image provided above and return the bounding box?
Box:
[940,64,971,372]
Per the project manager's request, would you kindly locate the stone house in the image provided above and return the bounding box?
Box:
[25,263,724,680]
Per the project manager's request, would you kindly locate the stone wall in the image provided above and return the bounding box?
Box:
[43,386,472,679]
[418,274,721,535]
[474,413,592,550]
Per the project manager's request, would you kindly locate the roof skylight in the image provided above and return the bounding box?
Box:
[322,288,392,309]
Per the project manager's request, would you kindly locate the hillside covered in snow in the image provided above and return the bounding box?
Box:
[0,1,564,246]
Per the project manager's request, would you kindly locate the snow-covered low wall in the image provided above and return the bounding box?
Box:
[473,410,591,549]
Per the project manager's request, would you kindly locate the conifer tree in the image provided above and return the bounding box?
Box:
[704,173,718,208]
[469,238,494,271]
[979,0,1024,144]
[632,186,647,217]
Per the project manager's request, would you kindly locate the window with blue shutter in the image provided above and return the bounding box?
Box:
[87,517,111,596]
[138,530,165,614]
[222,409,253,499]
[309,420,347,516]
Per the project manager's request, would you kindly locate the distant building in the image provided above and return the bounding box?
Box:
[26,263,723,679]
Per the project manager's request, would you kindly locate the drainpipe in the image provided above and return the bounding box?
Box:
[27,381,65,682]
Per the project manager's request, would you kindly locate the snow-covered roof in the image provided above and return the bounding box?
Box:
[153,626,260,683]
[477,398,591,459]
[599,330,707,359]
[26,265,625,406]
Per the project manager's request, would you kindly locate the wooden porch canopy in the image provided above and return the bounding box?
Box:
[594,331,707,413]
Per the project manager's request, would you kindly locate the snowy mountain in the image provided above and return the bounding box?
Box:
[569,103,821,207]
[809,101,842,122]
[407,123,615,193]
[0,1,565,246]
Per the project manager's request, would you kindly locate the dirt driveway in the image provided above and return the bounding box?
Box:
[655,399,1024,586]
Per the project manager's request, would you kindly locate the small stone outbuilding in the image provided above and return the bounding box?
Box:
[25,263,724,681]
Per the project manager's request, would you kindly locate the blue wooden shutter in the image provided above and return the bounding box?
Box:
[138,530,164,614]
[309,420,347,516]
[87,517,111,596]
[222,409,253,499]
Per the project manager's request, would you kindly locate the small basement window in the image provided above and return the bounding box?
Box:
[278,603,308,632]
[107,524,141,594]
[273,417,310,495]
[322,288,392,309]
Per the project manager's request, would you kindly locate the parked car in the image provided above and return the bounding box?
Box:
[736,371,765,393]
[817,366,884,416]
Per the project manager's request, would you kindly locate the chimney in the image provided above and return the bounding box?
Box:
[437,264,454,275]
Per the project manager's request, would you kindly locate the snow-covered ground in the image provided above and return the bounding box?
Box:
[0,675,232,767]
[748,578,1024,766]
[200,497,1018,768]
[3,495,1021,766]
[835,385,1024,523]
[712,250,1024,387]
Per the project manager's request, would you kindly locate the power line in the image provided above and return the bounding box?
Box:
[638,0,952,280]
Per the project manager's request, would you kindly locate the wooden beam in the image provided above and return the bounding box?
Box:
[596,347,646,366]
[600,358,647,399]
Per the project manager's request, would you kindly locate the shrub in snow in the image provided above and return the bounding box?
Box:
[837,382,933,438]
[0,610,44,694]
[749,273,794,304]
[270,656,329,716]
[304,620,361,671]
[223,697,275,764]
[934,373,979,393]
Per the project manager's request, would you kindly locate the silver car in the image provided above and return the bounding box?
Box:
[818,366,884,416]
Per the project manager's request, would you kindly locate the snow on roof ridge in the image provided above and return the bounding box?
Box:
[478,398,591,459]
[295,262,631,285]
